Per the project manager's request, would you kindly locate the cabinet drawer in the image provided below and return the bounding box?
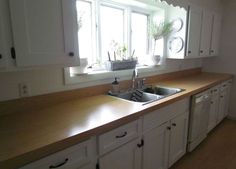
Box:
[220,81,228,91]
[143,98,189,132]
[98,120,140,155]
[20,139,95,169]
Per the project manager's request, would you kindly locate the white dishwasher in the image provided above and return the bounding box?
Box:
[188,90,211,152]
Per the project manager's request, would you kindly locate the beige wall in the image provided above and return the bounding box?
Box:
[203,0,236,118]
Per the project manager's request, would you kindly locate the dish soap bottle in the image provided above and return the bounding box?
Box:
[112,77,120,94]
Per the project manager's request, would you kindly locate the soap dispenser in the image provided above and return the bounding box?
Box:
[112,77,120,94]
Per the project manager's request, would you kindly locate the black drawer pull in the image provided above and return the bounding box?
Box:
[167,126,171,130]
[137,139,144,148]
[172,123,177,127]
[116,132,127,138]
[0,54,2,59]
[49,158,68,168]
[68,52,74,57]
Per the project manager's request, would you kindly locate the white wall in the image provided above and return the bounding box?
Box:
[0,59,202,101]
[202,0,236,118]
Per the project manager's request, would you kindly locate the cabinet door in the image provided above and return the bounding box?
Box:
[208,88,220,132]
[186,5,202,58]
[0,26,5,68]
[225,80,232,117]
[10,0,79,67]
[210,14,222,56]
[143,122,170,169]
[217,89,227,124]
[0,6,7,69]
[199,11,213,57]
[169,112,188,167]
[99,139,142,169]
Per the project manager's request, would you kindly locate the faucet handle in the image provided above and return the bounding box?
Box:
[141,78,146,88]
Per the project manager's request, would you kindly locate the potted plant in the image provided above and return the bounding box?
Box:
[106,41,137,71]
[149,21,173,64]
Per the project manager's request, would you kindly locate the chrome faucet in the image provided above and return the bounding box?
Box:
[132,69,138,90]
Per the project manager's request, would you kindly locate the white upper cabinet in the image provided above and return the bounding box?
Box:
[0,20,6,69]
[199,10,213,57]
[0,0,14,70]
[186,5,202,58]
[210,13,222,56]
[9,0,80,67]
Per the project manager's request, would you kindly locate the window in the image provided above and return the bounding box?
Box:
[131,12,149,63]
[68,0,165,80]
[76,0,95,64]
[100,5,125,63]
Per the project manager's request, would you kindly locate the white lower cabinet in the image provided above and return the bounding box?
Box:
[217,80,232,124]
[143,122,170,169]
[208,86,220,132]
[207,79,232,131]
[19,139,96,169]
[99,139,142,169]
[142,98,189,169]
[168,112,189,167]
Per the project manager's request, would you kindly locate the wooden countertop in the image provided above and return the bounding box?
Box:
[0,72,233,168]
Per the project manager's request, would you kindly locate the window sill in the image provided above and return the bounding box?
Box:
[64,64,165,85]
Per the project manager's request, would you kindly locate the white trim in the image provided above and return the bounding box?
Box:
[64,65,165,85]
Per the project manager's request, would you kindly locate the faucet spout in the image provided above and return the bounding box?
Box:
[132,69,138,90]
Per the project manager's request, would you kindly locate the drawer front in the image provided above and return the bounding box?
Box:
[143,98,189,132]
[98,120,140,155]
[210,85,220,95]
[20,139,95,169]
[220,81,228,91]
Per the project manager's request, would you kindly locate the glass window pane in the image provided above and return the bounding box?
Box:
[76,0,93,63]
[100,5,124,63]
[131,12,148,60]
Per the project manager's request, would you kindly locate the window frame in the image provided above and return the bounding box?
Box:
[64,0,166,85]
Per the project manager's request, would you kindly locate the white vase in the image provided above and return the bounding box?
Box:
[152,55,161,65]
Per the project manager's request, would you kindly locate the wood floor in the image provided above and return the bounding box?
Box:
[170,119,236,169]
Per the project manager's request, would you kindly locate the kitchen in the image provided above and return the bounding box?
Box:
[0,0,236,169]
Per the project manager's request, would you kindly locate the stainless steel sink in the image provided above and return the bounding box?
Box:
[143,86,184,96]
[111,90,163,104]
[109,86,184,105]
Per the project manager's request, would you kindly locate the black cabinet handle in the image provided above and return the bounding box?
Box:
[220,96,224,98]
[172,123,177,127]
[116,132,127,138]
[0,54,2,59]
[188,51,191,54]
[49,158,69,168]
[68,52,74,57]
[211,50,214,53]
[137,139,144,148]
[200,50,203,53]
[167,126,171,130]
[211,101,214,104]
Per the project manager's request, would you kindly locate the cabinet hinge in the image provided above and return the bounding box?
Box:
[11,47,16,59]
[96,163,100,169]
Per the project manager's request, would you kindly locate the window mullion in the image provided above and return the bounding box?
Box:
[96,0,102,64]
[126,8,131,59]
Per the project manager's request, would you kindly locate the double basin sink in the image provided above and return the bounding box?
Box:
[111,86,185,105]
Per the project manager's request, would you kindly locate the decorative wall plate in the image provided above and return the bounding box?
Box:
[169,37,184,53]
[172,18,183,32]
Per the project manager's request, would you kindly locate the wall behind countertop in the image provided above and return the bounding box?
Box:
[0,59,202,102]
[202,0,236,118]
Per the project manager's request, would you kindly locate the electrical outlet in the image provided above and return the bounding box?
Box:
[19,83,30,97]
